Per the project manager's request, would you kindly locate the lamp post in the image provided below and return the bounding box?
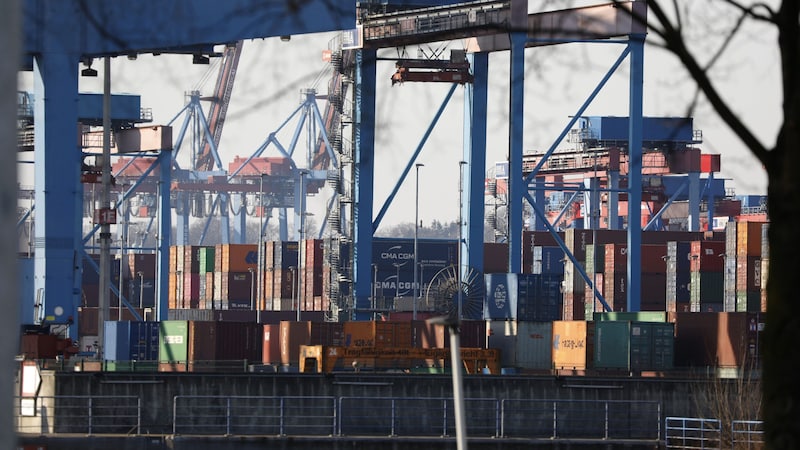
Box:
[414,163,424,320]
[288,266,298,321]
[248,267,255,311]
[458,161,467,321]
[257,173,266,323]
[427,315,467,450]
[137,271,144,309]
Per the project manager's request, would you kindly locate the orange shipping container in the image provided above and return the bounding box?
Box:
[343,321,413,348]
[219,244,258,273]
[279,321,312,366]
[551,320,595,370]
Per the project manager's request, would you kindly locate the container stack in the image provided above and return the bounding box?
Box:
[735,221,765,312]
[665,241,691,312]
[213,244,257,310]
[760,223,769,312]
[689,240,725,312]
[723,221,738,312]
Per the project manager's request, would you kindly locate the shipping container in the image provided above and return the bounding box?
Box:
[372,238,457,275]
[198,247,215,274]
[672,312,763,368]
[279,321,311,366]
[343,321,412,348]
[689,241,725,272]
[274,241,299,270]
[158,320,262,370]
[593,321,674,371]
[103,321,160,362]
[516,321,553,371]
[487,320,517,367]
[552,320,594,370]
[484,273,561,321]
[736,221,765,257]
[262,324,281,365]
[593,312,668,322]
[484,242,508,274]
[689,271,724,311]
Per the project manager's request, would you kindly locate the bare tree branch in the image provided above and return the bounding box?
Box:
[724,0,777,23]
[642,1,771,164]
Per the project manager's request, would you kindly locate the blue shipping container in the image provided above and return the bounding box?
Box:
[372,238,457,274]
[485,273,562,321]
[580,116,694,144]
[103,321,160,361]
[485,273,518,320]
[518,274,563,322]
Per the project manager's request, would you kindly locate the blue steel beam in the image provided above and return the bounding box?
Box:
[644,178,688,231]
[463,52,488,275]
[627,34,645,312]
[373,84,457,231]
[507,31,525,274]
[525,46,630,181]
[156,149,172,321]
[23,1,355,60]
[354,49,377,320]
[524,190,610,312]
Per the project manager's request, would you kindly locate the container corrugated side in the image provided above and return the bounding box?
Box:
[593,321,631,370]
[487,320,517,368]
[516,321,553,371]
[552,320,593,370]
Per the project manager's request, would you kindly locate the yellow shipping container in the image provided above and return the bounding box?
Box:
[551,320,595,370]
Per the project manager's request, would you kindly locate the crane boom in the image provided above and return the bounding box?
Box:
[196,41,244,171]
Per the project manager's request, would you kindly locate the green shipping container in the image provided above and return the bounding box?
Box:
[198,247,215,274]
[594,321,674,371]
[593,312,668,322]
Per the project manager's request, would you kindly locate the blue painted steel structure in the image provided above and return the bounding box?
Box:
[22,0,355,337]
[22,0,657,329]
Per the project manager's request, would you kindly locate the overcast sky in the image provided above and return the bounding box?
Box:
[18,1,777,232]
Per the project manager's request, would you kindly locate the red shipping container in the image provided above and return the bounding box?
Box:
[700,154,721,173]
[736,221,765,257]
[735,256,762,292]
[485,242,509,274]
[304,239,325,268]
[690,241,725,272]
[262,324,281,364]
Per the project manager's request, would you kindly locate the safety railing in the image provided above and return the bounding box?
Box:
[731,420,764,449]
[172,395,337,436]
[15,395,141,435]
[500,399,661,440]
[666,417,765,449]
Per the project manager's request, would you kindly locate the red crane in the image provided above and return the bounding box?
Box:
[195,41,244,171]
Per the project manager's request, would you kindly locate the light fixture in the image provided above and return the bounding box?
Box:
[192,54,210,65]
[280,35,291,42]
[126,53,137,61]
[81,58,98,77]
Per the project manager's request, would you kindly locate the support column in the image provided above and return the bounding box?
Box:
[156,149,172,321]
[33,53,82,339]
[508,32,526,274]
[688,171,700,232]
[353,49,377,320]
[626,35,645,312]
[463,52,488,275]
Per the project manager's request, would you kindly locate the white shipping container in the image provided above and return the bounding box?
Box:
[487,320,517,368]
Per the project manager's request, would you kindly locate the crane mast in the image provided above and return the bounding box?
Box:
[196,41,243,172]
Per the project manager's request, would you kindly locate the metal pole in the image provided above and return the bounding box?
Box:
[458,161,467,321]
[414,163,424,320]
[248,267,255,311]
[428,316,467,450]
[98,56,112,359]
[257,174,264,323]
[137,271,144,309]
